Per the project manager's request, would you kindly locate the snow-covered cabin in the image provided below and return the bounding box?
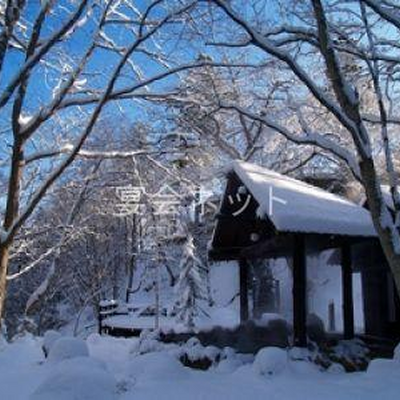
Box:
[209,160,400,346]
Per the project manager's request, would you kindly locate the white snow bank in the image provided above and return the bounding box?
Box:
[1,333,400,400]
[0,334,7,351]
[0,335,45,400]
[128,352,189,382]
[253,347,288,377]
[215,357,244,374]
[87,333,135,367]
[30,356,118,400]
[42,330,62,357]
[47,336,89,363]
[0,334,44,366]
[367,358,400,379]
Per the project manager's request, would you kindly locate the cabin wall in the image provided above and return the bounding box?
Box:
[354,241,400,340]
[209,173,274,261]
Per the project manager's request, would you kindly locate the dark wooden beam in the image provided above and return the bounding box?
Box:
[240,233,372,261]
[241,234,294,259]
[292,235,307,347]
[208,247,243,261]
[239,258,249,322]
[306,233,371,253]
[341,243,355,339]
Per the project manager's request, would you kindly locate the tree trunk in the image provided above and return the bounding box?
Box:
[312,0,400,299]
[360,158,400,296]
[0,245,10,323]
[0,139,24,326]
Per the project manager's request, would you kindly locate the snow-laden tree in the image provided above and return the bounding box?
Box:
[0,0,218,325]
[173,235,206,328]
[209,0,400,296]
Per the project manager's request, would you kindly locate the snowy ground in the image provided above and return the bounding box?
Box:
[0,333,399,400]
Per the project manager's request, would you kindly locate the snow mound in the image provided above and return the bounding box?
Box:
[42,330,62,357]
[0,334,43,366]
[128,352,189,382]
[47,337,89,362]
[253,347,288,377]
[367,358,400,378]
[30,356,117,400]
[394,342,400,361]
[216,358,243,374]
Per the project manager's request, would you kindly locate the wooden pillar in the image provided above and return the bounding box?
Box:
[239,258,249,323]
[292,235,307,347]
[328,300,336,332]
[341,243,354,339]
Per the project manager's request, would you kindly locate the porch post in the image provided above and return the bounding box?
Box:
[341,243,354,339]
[293,235,307,347]
[239,258,249,323]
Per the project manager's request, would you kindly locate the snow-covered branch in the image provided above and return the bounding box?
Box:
[57,61,271,110]
[362,0,400,31]
[0,0,90,109]
[2,0,200,247]
[220,103,361,180]
[212,0,361,141]
[24,147,183,164]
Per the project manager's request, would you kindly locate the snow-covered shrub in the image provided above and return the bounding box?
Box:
[221,346,236,360]
[186,336,201,348]
[178,341,221,370]
[47,336,89,362]
[253,347,288,377]
[394,342,400,361]
[130,329,164,355]
[216,358,244,374]
[329,339,370,371]
[327,363,346,374]
[289,346,311,362]
[256,313,286,327]
[30,356,117,400]
[42,330,62,357]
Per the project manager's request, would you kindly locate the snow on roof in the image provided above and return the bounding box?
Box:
[230,160,377,237]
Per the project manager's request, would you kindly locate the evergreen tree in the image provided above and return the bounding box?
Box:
[173,235,205,328]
